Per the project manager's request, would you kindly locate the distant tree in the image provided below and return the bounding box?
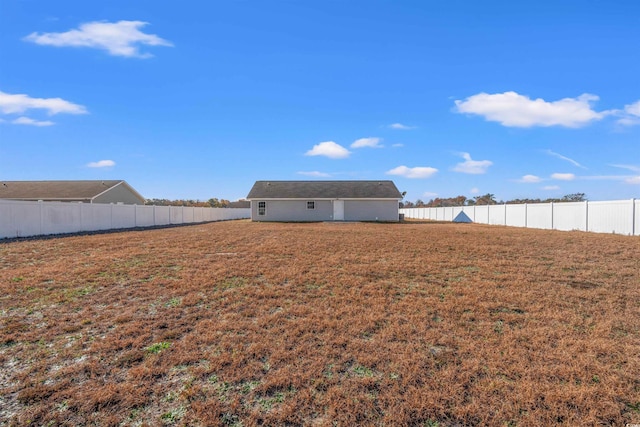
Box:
[474,193,497,205]
[208,198,230,208]
[561,193,587,202]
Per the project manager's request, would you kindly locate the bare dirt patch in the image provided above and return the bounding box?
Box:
[1,220,639,426]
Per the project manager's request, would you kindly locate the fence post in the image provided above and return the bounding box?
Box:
[585,200,589,232]
[550,202,554,230]
[504,203,507,226]
[39,200,44,236]
[524,203,528,228]
[631,198,636,236]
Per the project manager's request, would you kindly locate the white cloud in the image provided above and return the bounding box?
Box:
[392,143,404,148]
[626,176,640,184]
[519,174,542,183]
[87,160,115,168]
[551,173,575,181]
[470,187,480,194]
[24,20,173,58]
[452,152,493,174]
[389,123,415,130]
[351,137,383,148]
[386,165,438,179]
[610,164,640,173]
[543,185,560,190]
[297,171,331,177]
[12,116,55,126]
[423,191,438,198]
[617,100,640,126]
[0,90,87,115]
[305,141,350,159]
[455,91,607,128]
[545,149,586,169]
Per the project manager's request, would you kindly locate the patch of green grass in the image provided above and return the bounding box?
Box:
[145,341,171,354]
[258,392,285,411]
[165,297,181,308]
[352,364,375,377]
[160,406,185,425]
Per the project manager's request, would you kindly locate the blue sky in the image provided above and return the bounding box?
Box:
[1,0,639,202]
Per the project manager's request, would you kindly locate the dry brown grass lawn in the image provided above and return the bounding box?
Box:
[1,220,639,426]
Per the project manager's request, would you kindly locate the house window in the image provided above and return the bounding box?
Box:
[307,201,315,210]
[258,201,266,216]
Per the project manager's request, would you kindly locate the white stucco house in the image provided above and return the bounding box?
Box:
[246,180,403,222]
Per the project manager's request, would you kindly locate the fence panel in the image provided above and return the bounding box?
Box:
[588,200,634,235]
[42,202,82,235]
[505,204,526,227]
[400,199,638,236]
[112,204,136,229]
[488,205,506,225]
[135,205,156,227]
[0,200,41,237]
[154,206,171,226]
[1,200,251,239]
[526,203,553,229]
[169,206,183,224]
[553,202,587,232]
[472,205,487,224]
[81,203,112,231]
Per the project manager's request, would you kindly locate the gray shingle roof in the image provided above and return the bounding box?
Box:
[247,181,403,199]
[0,180,135,202]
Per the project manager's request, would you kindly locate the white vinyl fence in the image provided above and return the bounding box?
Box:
[401,199,639,236]
[0,200,251,239]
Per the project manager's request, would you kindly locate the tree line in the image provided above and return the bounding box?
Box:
[401,193,587,208]
[144,198,233,207]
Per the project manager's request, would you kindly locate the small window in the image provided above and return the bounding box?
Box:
[258,201,266,216]
[307,201,315,210]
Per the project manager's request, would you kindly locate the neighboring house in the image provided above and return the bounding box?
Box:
[0,180,145,205]
[246,180,403,222]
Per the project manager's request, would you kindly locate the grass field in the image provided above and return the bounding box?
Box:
[1,220,639,426]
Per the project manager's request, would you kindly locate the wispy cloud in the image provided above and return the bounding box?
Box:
[470,187,480,194]
[392,143,404,148]
[626,176,640,184]
[0,90,87,115]
[542,185,560,190]
[389,123,415,130]
[452,152,492,174]
[610,164,640,173]
[455,91,608,128]
[305,141,350,159]
[87,160,115,168]
[422,191,438,198]
[12,116,55,126]
[351,137,383,148]
[518,174,542,183]
[24,20,173,58]
[297,171,331,177]
[545,149,586,169]
[551,173,576,181]
[616,100,640,126]
[386,165,438,179]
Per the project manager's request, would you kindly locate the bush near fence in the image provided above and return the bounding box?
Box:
[401,199,639,236]
[0,200,251,239]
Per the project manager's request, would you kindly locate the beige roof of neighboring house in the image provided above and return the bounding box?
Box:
[0,180,144,203]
